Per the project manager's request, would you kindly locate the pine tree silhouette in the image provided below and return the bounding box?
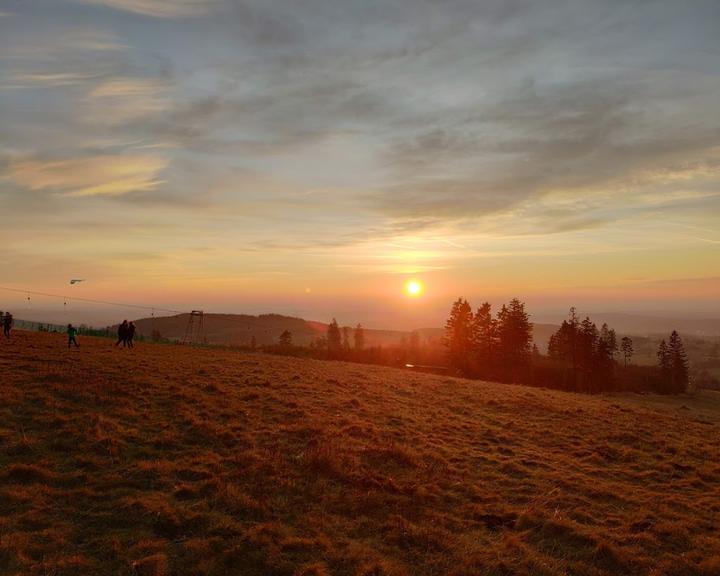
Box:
[327,318,342,358]
[620,336,633,367]
[444,298,474,375]
[496,298,532,382]
[472,302,497,378]
[353,323,365,350]
[668,330,689,393]
[279,330,292,349]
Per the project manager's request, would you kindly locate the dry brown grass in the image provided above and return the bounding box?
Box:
[1,330,719,575]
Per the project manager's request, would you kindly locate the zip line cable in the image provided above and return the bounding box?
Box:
[0,286,185,316]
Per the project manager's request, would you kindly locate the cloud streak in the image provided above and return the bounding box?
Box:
[74,0,217,17]
[4,154,169,196]
[83,77,172,124]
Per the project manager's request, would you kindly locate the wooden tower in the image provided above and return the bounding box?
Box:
[182,310,205,345]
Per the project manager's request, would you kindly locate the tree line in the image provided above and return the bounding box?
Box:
[443,298,691,394]
[262,299,693,395]
[443,298,533,383]
[265,319,446,369]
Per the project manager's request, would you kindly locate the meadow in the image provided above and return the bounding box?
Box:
[1,330,719,576]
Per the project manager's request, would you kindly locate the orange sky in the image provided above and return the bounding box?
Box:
[1,1,719,327]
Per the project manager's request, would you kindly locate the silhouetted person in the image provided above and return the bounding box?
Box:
[116,320,128,347]
[127,322,136,348]
[3,312,13,339]
[67,324,79,348]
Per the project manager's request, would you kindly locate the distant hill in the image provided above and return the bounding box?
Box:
[132,313,412,347]
[132,312,560,349]
[581,313,720,337]
[534,313,720,337]
[531,323,559,352]
[133,313,326,346]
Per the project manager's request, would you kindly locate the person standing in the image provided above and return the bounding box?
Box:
[127,321,136,348]
[3,312,13,339]
[116,320,128,347]
[67,324,79,348]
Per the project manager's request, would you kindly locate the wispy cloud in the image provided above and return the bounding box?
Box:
[0,28,128,91]
[83,78,172,124]
[89,78,168,99]
[6,29,126,58]
[2,72,102,89]
[75,0,217,17]
[3,154,169,196]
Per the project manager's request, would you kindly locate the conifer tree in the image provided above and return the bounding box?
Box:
[668,330,689,393]
[327,318,342,357]
[444,298,474,375]
[279,330,292,349]
[577,317,600,391]
[311,335,327,351]
[353,323,365,350]
[620,336,633,367]
[600,323,618,360]
[548,321,568,359]
[548,308,580,384]
[657,339,671,391]
[549,311,617,391]
[472,302,497,376]
[496,298,532,381]
[609,328,618,358]
[578,318,595,365]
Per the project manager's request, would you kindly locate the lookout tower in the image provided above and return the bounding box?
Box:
[182,310,205,345]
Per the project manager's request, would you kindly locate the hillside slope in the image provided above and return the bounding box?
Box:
[1,331,719,576]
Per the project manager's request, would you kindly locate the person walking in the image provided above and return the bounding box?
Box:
[3,312,13,339]
[67,324,79,348]
[116,320,128,347]
[127,321,136,348]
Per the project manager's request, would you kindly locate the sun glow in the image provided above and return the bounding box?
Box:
[405,279,423,297]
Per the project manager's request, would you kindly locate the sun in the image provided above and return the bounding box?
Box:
[405,279,423,297]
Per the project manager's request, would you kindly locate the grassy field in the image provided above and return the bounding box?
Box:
[1,330,719,576]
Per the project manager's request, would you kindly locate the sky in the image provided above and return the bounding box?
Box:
[1,0,719,328]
